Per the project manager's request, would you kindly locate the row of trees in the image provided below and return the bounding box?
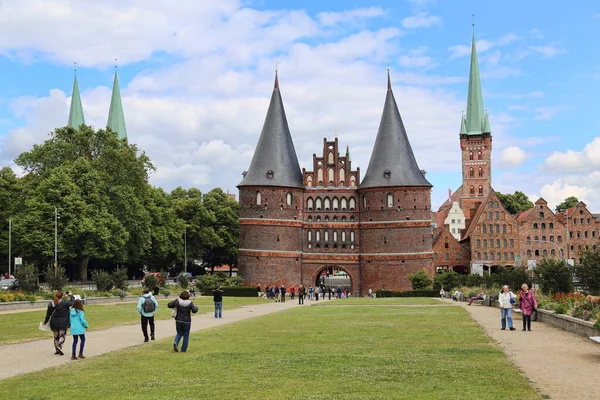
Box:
[0,125,239,281]
[496,190,580,215]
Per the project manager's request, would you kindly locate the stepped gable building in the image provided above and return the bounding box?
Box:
[433,33,599,273]
[238,70,434,294]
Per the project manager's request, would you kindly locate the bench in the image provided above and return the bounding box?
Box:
[590,336,600,344]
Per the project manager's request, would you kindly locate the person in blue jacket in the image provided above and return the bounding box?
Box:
[69,299,88,360]
[137,288,159,342]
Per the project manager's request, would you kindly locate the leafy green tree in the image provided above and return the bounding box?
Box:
[408,270,432,290]
[534,259,573,295]
[201,188,239,275]
[492,267,531,292]
[0,167,21,274]
[555,196,579,212]
[144,274,159,291]
[496,191,534,215]
[572,248,600,294]
[92,270,114,292]
[111,267,129,291]
[15,126,154,279]
[44,264,69,291]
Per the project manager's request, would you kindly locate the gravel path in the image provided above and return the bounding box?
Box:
[0,299,307,380]
[454,300,600,400]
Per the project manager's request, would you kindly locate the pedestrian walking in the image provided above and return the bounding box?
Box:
[298,285,305,305]
[328,287,331,300]
[315,286,319,301]
[518,284,538,331]
[137,288,159,342]
[290,286,295,300]
[281,285,286,303]
[213,285,224,318]
[308,285,314,301]
[168,291,199,353]
[498,285,516,331]
[69,299,88,360]
[42,290,74,356]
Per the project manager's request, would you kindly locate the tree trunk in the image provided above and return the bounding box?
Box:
[210,265,215,275]
[229,265,232,277]
[80,256,89,281]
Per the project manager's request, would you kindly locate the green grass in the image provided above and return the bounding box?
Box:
[324,297,444,305]
[0,298,539,399]
[0,297,259,345]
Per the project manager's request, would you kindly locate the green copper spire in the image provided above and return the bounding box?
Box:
[460,113,467,134]
[465,33,486,134]
[483,112,491,133]
[107,71,127,141]
[67,74,85,129]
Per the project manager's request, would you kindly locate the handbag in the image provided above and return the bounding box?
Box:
[510,298,516,304]
[171,300,178,318]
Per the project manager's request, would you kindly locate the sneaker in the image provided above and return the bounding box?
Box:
[151,335,155,341]
[71,355,78,360]
[56,349,64,356]
[522,328,526,331]
[509,327,516,331]
[173,343,178,352]
[528,329,532,331]
[78,354,85,359]
[144,338,149,343]
[501,328,506,330]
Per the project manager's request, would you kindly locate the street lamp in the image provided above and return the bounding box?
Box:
[184,225,188,275]
[530,239,563,260]
[8,219,11,276]
[54,207,62,277]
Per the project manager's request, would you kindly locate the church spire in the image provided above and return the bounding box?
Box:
[460,112,467,134]
[465,33,486,135]
[107,69,127,141]
[67,72,85,129]
[238,72,303,188]
[360,71,431,189]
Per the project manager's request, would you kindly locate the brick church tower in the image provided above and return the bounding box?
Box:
[358,71,434,291]
[459,33,492,218]
[237,72,304,286]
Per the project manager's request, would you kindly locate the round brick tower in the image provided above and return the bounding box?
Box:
[358,71,434,294]
[237,72,303,287]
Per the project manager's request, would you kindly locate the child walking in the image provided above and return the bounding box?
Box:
[69,299,89,360]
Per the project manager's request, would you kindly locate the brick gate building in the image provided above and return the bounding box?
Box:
[238,71,434,295]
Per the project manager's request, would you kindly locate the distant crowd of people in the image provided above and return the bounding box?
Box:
[257,284,351,304]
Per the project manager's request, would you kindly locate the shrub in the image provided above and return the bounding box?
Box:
[572,248,600,295]
[433,271,460,291]
[44,265,69,291]
[465,274,484,288]
[225,276,244,287]
[178,274,189,289]
[159,287,171,297]
[535,259,573,295]
[493,267,532,291]
[143,274,159,291]
[408,270,432,290]
[92,270,114,292]
[376,290,439,298]
[554,303,567,314]
[14,264,39,293]
[111,267,129,291]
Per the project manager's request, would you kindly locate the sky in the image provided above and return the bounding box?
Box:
[0,0,599,212]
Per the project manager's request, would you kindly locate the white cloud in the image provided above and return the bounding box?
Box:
[533,106,569,120]
[539,180,595,212]
[448,33,519,59]
[529,45,564,58]
[497,146,527,169]
[318,7,385,26]
[544,137,600,172]
[401,12,441,29]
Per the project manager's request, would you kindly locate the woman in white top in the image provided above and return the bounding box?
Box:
[498,285,516,330]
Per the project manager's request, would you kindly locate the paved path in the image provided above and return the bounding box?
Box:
[0,299,315,380]
[451,300,600,400]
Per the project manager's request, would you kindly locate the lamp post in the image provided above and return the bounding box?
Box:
[54,208,61,277]
[184,225,188,275]
[8,219,11,276]
[530,239,563,260]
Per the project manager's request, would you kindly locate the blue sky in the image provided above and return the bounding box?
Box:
[0,0,599,211]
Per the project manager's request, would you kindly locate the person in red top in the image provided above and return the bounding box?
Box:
[518,283,538,331]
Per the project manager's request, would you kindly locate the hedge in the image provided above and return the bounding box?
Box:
[376,289,439,298]
[200,286,258,297]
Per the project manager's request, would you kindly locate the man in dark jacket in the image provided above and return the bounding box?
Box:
[280,285,286,303]
[168,291,198,353]
[43,290,74,355]
[298,285,305,305]
[212,285,224,318]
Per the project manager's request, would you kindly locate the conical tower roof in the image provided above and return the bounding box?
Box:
[465,33,486,135]
[107,71,128,141]
[67,74,85,129]
[238,72,303,188]
[360,71,431,189]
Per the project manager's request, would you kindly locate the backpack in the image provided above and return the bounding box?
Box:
[142,296,156,313]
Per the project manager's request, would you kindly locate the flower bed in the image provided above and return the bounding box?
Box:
[538,293,600,330]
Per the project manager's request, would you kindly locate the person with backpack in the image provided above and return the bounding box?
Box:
[168,291,199,353]
[213,285,224,318]
[42,290,74,355]
[69,299,88,360]
[137,288,159,342]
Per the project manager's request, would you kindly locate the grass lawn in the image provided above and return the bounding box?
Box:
[323,297,444,305]
[0,298,539,399]
[0,297,259,345]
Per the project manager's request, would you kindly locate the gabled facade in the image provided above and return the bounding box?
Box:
[517,198,566,266]
[444,201,466,240]
[560,201,600,263]
[432,227,469,274]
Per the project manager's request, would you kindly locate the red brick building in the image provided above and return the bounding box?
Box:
[433,34,600,273]
[238,71,434,295]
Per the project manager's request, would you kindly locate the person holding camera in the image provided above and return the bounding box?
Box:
[43,290,74,355]
[518,284,537,331]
